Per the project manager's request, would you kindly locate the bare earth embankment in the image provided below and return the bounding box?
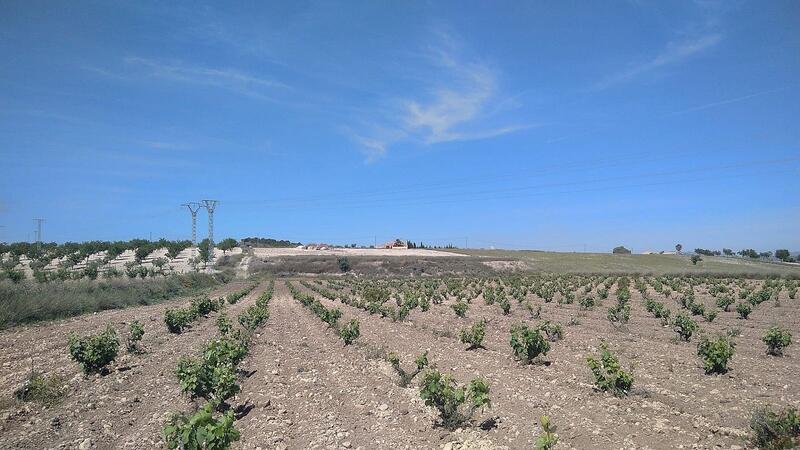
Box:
[0,252,798,449]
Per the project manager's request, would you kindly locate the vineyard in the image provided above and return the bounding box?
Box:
[0,272,799,449]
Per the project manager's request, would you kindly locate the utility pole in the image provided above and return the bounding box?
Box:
[33,218,44,251]
[182,202,201,260]
[465,237,468,249]
[201,200,218,270]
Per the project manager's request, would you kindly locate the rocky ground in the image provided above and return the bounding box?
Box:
[0,277,797,449]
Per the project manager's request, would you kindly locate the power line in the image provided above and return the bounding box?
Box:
[223,156,799,212]
[222,149,688,207]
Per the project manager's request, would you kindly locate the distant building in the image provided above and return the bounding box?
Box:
[383,239,408,249]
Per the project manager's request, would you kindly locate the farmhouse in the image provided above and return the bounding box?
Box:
[383,239,408,249]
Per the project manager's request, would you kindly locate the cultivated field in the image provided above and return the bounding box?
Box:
[1,264,799,449]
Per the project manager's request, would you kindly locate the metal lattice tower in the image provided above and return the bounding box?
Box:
[33,218,44,251]
[182,203,201,245]
[182,203,202,260]
[200,200,218,266]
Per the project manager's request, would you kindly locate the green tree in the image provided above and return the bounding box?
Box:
[775,249,791,261]
[198,239,212,264]
[217,238,238,255]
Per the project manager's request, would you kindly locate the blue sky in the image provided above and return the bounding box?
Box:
[1,1,798,252]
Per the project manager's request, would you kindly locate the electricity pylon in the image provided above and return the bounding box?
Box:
[33,218,44,251]
[200,200,218,270]
[182,203,201,260]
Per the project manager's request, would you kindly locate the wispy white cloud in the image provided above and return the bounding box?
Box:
[662,85,794,117]
[126,57,288,99]
[97,57,291,101]
[349,34,533,161]
[142,140,191,150]
[595,34,722,90]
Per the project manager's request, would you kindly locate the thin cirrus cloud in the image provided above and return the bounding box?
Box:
[594,34,722,90]
[349,45,533,161]
[121,57,290,101]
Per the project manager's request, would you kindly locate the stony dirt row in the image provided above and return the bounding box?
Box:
[0,277,797,449]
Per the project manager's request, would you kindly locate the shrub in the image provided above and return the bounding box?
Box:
[237,304,269,332]
[691,255,702,265]
[216,313,232,335]
[749,405,800,450]
[68,326,119,374]
[737,302,752,319]
[763,326,792,356]
[644,298,671,325]
[716,295,734,312]
[321,307,342,328]
[14,371,65,406]
[534,415,559,450]
[176,337,247,407]
[337,257,351,273]
[163,403,240,450]
[165,308,195,334]
[191,295,220,317]
[498,297,511,315]
[460,319,487,350]
[509,324,550,364]
[419,369,491,429]
[127,320,145,353]
[672,314,698,341]
[697,335,735,374]
[452,301,468,318]
[525,302,541,319]
[388,351,429,387]
[339,319,360,345]
[688,301,705,316]
[579,296,596,310]
[586,342,633,396]
[538,320,564,342]
[606,302,631,326]
[704,310,717,323]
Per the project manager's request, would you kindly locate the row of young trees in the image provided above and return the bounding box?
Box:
[0,237,246,284]
[693,248,795,262]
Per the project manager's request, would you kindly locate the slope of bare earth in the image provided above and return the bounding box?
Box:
[0,280,257,449]
[285,279,799,449]
[1,276,797,449]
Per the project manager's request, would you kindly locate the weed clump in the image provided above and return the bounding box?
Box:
[68,326,119,374]
[14,371,65,406]
[749,405,800,450]
[339,319,360,345]
[460,319,487,350]
[163,403,239,450]
[697,334,735,374]
[388,351,429,387]
[509,324,550,364]
[586,342,633,396]
[126,320,145,353]
[419,369,490,429]
[763,326,792,356]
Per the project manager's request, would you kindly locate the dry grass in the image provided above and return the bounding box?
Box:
[0,272,229,328]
